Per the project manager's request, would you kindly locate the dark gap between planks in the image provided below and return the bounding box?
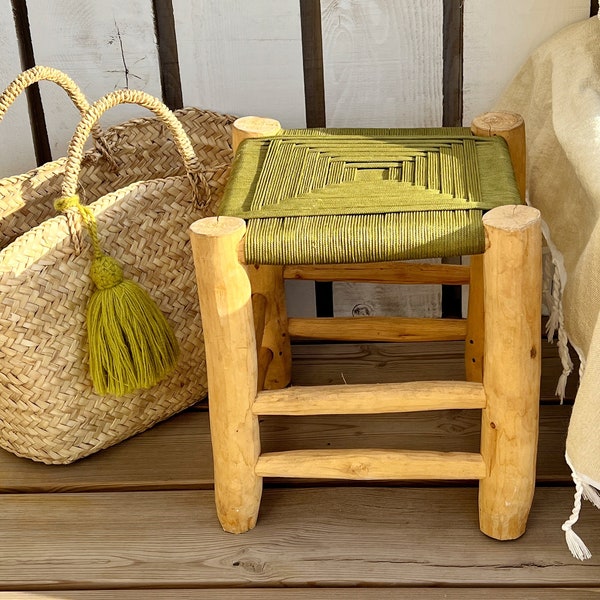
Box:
[10,0,52,165]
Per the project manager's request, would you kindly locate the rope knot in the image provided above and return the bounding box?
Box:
[90,254,124,290]
[54,194,82,213]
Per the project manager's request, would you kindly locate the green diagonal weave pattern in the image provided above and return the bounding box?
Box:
[220,128,521,264]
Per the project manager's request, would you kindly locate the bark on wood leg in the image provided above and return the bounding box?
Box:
[479,205,541,540]
[189,216,262,534]
[465,254,484,383]
[232,116,292,390]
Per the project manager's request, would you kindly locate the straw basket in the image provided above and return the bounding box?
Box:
[0,87,234,464]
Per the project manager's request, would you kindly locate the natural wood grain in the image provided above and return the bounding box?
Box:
[257,346,274,394]
[288,316,467,342]
[465,254,484,382]
[3,591,599,599]
[472,111,526,201]
[232,116,292,390]
[256,449,486,480]
[284,262,471,285]
[252,292,268,351]
[231,115,281,153]
[0,487,597,589]
[479,205,542,540]
[253,381,486,416]
[248,265,292,390]
[189,216,261,533]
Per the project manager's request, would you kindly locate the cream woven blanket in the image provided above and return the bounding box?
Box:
[495,16,600,560]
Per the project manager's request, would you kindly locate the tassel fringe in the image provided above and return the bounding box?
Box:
[540,218,573,401]
[562,477,592,560]
[563,456,600,560]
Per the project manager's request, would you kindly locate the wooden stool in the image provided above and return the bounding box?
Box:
[189,113,542,540]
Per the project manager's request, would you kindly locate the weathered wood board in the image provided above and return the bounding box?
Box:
[26,0,162,157]
[173,0,306,127]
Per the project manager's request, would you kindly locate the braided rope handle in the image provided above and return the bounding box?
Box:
[61,89,205,201]
[57,89,208,254]
[0,65,114,166]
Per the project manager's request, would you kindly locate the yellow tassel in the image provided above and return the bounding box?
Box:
[87,254,179,396]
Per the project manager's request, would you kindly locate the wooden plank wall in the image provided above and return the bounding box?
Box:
[0,0,592,317]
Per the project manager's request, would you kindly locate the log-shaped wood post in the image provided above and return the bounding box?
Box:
[479,204,541,540]
[467,112,526,383]
[471,111,526,201]
[233,116,292,390]
[465,254,484,383]
[189,216,262,534]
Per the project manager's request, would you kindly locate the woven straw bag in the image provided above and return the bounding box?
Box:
[0,88,234,464]
[0,66,234,249]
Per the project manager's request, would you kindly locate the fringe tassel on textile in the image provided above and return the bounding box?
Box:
[539,217,573,401]
[563,455,600,561]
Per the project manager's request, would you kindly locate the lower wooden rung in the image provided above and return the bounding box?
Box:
[287,317,467,342]
[255,449,487,481]
[253,381,486,415]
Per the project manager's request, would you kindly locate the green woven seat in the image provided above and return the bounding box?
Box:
[219,127,522,264]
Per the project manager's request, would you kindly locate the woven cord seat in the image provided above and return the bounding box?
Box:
[189,112,542,543]
[219,127,522,264]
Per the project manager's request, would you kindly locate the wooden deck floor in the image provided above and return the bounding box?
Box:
[1,340,599,598]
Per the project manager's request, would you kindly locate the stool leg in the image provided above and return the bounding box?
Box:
[465,254,484,383]
[471,111,526,202]
[479,205,541,540]
[247,265,292,390]
[232,116,292,391]
[189,216,262,533]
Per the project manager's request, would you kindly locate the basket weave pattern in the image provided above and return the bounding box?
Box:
[0,107,235,248]
[0,104,235,464]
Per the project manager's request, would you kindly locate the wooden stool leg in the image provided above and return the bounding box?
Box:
[479,205,542,540]
[471,111,526,201]
[233,116,292,391]
[247,265,292,390]
[468,111,526,385]
[189,216,262,533]
[465,254,484,383]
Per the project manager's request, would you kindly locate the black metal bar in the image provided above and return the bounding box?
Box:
[152,0,184,110]
[10,0,52,165]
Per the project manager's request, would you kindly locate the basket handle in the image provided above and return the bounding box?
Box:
[60,89,208,205]
[0,66,114,166]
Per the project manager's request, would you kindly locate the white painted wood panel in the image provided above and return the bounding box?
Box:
[26,0,162,159]
[322,0,443,128]
[173,0,306,127]
[463,0,590,124]
[0,3,36,178]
